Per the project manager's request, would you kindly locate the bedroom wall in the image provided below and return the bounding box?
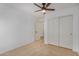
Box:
[0,4,35,53]
[45,6,79,53]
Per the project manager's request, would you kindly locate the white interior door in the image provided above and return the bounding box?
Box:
[59,15,73,49]
[48,18,59,46]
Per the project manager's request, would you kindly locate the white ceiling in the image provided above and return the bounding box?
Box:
[0,3,79,19]
[49,3,78,9]
[32,3,79,18]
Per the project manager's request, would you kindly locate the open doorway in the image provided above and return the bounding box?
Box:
[35,17,44,41]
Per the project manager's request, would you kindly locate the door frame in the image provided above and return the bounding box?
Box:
[44,12,79,53]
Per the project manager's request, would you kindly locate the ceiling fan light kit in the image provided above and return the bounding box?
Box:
[41,10,46,14]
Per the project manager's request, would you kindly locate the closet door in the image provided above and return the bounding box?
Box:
[48,18,59,46]
[59,15,73,49]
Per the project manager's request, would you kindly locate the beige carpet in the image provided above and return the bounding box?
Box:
[0,39,78,56]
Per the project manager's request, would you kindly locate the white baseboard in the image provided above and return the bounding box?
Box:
[0,39,34,54]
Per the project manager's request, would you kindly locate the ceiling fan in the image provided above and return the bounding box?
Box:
[34,3,55,14]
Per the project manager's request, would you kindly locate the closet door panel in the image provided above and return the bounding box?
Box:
[59,15,73,49]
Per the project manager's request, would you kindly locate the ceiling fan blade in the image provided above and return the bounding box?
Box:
[46,9,55,11]
[35,10,42,12]
[42,3,46,8]
[46,3,51,7]
[34,3,42,8]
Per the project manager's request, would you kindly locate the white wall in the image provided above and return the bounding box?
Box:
[0,4,35,53]
[45,6,79,53]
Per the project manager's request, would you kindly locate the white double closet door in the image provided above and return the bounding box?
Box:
[48,15,73,49]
